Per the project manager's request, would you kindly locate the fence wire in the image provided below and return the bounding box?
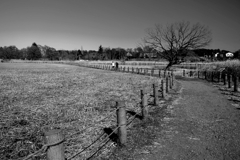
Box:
[65,105,121,140]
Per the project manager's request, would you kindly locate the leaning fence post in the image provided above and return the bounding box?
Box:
[153,84,159,106]
[116,101,127,146]
[45,129,65,160]
[141,90,148,120]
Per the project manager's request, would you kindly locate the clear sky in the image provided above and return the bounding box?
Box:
[0,0,239,51]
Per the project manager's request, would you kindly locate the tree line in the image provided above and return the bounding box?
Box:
[0,43,159,61]
[0,42,239,62]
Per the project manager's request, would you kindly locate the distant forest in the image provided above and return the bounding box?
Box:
[0,43,240,62]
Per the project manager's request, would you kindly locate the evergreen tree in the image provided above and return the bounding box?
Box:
[98,45,103,54]
[26,43,42,60]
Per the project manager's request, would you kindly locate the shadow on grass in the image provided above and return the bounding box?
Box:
[103,127,118,144]
[127,110,143,120]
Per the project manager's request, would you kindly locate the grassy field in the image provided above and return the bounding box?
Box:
[0,62,160,159]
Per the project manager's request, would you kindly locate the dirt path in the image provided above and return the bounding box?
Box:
[132,78,240,160]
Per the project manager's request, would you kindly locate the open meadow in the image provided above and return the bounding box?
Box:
[0,62,160,159]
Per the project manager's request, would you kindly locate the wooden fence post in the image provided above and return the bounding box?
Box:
[197,71,200,78]
[132,67,134,73]
[151,69,154,77]
[45,129,65,160]
[189,71,192,77]
[228,74,232,88]
[205,71,207,80]
[166,77,169,93]
[223,72,226,85]
[141,90,148,120]
[218,72,221,83]
[161,79,165,98]
[211,71,214,82]
[159,70,161,78]
[116,101,127,146]
[233,74,238,92]
[144,69,147,75]
[183,70,185,77]
[171,71,174,87]
[169,75,173,89]
[153,84,159,106]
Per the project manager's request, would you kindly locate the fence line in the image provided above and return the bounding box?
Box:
[19,62,175,160]
[181,69,240,92]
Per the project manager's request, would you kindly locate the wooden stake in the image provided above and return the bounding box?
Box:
[233,74,238,92]
[153,84,159,106]
[228,74,232,88]
[171,71,174,87]
[141,90,148,120]
[116,101,127,146]
[169,75,172,89]
[45,130,65,160]
[211,71,214,82]
[151,69,154,76]
[166,77,169,93]
[223,73,226,85]
[161,79,165,98]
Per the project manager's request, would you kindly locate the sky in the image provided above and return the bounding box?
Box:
[0,0,239,52]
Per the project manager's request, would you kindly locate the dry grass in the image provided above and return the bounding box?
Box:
[200,60,240,75]
[0,62,160,159]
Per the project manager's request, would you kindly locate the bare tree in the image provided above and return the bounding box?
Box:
[143,21,212,69]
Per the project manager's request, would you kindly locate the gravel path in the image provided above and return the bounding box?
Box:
[133,78,240,160]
